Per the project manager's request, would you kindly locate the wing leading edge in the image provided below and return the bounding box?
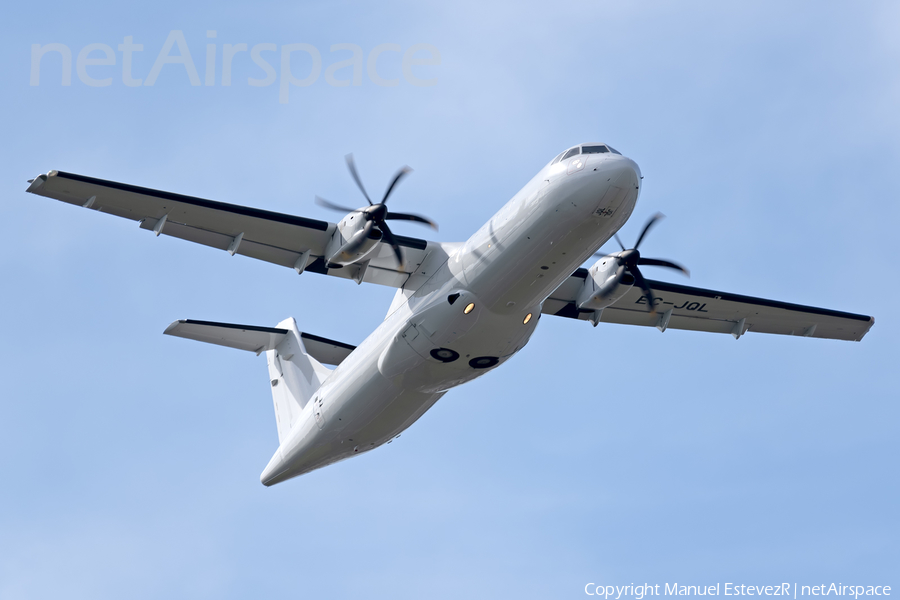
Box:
[26,170,432,288]
[543,268,874,341]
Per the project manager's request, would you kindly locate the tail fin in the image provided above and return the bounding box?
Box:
[164,318,356,444]
[266,318,333,443]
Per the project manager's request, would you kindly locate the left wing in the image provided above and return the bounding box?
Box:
[26,170,434,288]
[543,269,874,341]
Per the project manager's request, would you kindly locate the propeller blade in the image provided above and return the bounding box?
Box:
[634,212,664,250]
[342,220,376,256]
[385,211,438,230]
[381,166,412,205]
[614,234,626,251]
[629,265,658,315]
[638,257,690,276]
[379,222,405,268]
[315,196,361,214]
[345,154,373,205]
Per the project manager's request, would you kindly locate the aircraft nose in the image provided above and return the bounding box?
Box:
[625,156,641,181]
[601,155,641,192]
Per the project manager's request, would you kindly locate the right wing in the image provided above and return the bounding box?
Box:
[26,170,435,288]
[543,269,874,342]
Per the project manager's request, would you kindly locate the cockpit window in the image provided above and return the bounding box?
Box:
[606,145,622,155]
[561,147,580,160]
[582,145,609,154]
[550,151,565,165]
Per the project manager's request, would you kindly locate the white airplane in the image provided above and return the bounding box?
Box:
[26,144,874,485]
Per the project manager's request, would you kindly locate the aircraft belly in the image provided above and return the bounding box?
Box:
[269,374,444,482]
[377,317,516,393]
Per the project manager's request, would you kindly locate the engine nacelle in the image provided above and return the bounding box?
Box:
[576,253,633,311]
[325,213,382,267]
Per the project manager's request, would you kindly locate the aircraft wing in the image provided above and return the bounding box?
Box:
[25,170,432,288]
[543,268,874,341]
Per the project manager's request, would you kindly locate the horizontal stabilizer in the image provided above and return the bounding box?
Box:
[297,332,356,366]
[164,319,357,365]
[164,319,287,354]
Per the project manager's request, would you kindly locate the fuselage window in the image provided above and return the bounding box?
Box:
[581,145,609,154]
[606,145,622,155]
[561,147,581,160]
[550,152,566,165]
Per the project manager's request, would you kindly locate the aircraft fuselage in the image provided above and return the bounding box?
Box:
[261,149,641,484]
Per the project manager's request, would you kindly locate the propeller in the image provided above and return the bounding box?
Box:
[601,213,689,314]
[316,154,438,267]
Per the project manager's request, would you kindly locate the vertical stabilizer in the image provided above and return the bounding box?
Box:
[267,318,332,443]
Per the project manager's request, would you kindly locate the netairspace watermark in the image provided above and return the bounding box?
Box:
[29,30,441,103]
[584,584,892,599]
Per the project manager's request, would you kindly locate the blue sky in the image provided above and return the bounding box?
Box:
[1,2,897,598]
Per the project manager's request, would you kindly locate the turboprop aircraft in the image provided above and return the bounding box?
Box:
[25,144,874,485]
